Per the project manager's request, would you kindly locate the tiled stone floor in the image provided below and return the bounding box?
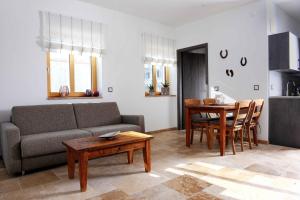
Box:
[1,130,300,199]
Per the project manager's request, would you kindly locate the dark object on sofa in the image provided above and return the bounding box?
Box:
[0,102,144,175]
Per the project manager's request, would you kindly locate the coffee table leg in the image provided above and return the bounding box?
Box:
[127,150,134,164]
[67,147,75,179]
[79,151,88,192]
[143,140,151,172]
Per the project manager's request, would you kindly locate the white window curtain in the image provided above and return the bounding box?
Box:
[40,11,105,55]
[142,33,176,65]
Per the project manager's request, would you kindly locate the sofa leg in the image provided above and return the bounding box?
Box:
[22,170,25,176]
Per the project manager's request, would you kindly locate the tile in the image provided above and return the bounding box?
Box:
[164,175,211,197]
[0,169,11,182]
[87,189,130,200]
[0,185,44,200]
[202,185,226,197]
[188,191,221,200]
[245,164,281,176]
[112,170,169,195]
[0,179,21,194]
[19,171,60,189]
[131,184,186,200]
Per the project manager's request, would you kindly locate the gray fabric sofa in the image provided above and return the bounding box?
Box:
[0,102,144,175]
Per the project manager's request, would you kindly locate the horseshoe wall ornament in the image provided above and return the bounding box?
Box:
[220,49,228,59]
[240,57,247,66]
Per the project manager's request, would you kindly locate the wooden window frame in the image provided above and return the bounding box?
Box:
[145,64,170,96]
[47,52,98,97]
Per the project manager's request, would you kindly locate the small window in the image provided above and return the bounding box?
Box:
[144,64,153,91]
[144,63,171,96]
[155,64,165,92]
[47,52,99,97]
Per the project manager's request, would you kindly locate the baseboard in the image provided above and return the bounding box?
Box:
[146,127,177,134]
[258,140,269,145]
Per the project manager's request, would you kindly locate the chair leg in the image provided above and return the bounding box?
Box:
[253,126,258,146]
[239,129,244,152]
[200,127,203,143]
[207,128,213,149]
[230,130,236,155]
[246,126,252,149]
[191,129,194,145]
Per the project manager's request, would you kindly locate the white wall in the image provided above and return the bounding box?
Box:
[0,0,177,132]
[267,0,300,36]
[175,1,269,140]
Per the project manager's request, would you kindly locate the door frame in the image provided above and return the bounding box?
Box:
[177,43,208,130]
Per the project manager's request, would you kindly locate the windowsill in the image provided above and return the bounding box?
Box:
[145,95,176,98]
[47,96,102,100]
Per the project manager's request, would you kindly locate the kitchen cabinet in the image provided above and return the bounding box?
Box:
[269,32,300,71]
[269,97,300,148]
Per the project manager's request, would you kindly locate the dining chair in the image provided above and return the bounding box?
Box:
[244,101,256,149]
[245,99,264,146]
[184,99,210,144]
[208,100,252,154]
[203,98,219,120]
[203,98,216,105]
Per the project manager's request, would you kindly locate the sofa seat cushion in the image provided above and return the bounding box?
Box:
[83,124,142,136]
[21,129,92,158]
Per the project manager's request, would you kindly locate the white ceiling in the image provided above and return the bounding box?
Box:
[80,0,257,27]
[273,0,300,22]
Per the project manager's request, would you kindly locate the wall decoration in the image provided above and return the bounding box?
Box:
[240,57,247,66]
[220,49,228,59]
[226,69,234,77]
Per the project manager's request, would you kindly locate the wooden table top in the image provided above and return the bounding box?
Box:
[185,103,248,110]
[62,131,153,152]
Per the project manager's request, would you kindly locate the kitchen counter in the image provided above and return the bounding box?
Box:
[270,96,300,99]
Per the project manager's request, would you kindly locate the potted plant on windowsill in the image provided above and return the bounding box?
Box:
[148,84,155,96]
[161,81,170,95]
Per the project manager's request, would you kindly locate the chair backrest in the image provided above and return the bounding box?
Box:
[203,98,216,105]
[184,98,202,106]
[245,101,256,125]
[203,98,218,118]
[235,100,252,125]
[230,102,241,127]
[252,99,264,123]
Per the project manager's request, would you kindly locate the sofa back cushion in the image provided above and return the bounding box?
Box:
[12,104,77,136]
[73,102,121,128]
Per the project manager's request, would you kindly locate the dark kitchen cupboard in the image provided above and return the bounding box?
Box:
[269,32,300,71]
[269,98,300,148]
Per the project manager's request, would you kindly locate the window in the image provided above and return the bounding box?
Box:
[47,52,99,97]
[144,63,171,95]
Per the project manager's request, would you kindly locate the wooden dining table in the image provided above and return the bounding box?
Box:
[185,103,248,156]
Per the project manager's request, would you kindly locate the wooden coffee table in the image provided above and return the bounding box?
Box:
[62,131,153,192]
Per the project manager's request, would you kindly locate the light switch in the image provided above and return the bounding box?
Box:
[254,85,259,91]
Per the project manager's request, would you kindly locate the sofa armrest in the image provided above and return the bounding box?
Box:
[121,115,145,133]
[0,122,22,175]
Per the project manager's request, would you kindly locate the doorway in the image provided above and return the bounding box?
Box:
[177,43,208,129]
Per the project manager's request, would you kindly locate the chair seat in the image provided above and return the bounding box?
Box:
[210,120,243,127]
[192,115,215,123]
